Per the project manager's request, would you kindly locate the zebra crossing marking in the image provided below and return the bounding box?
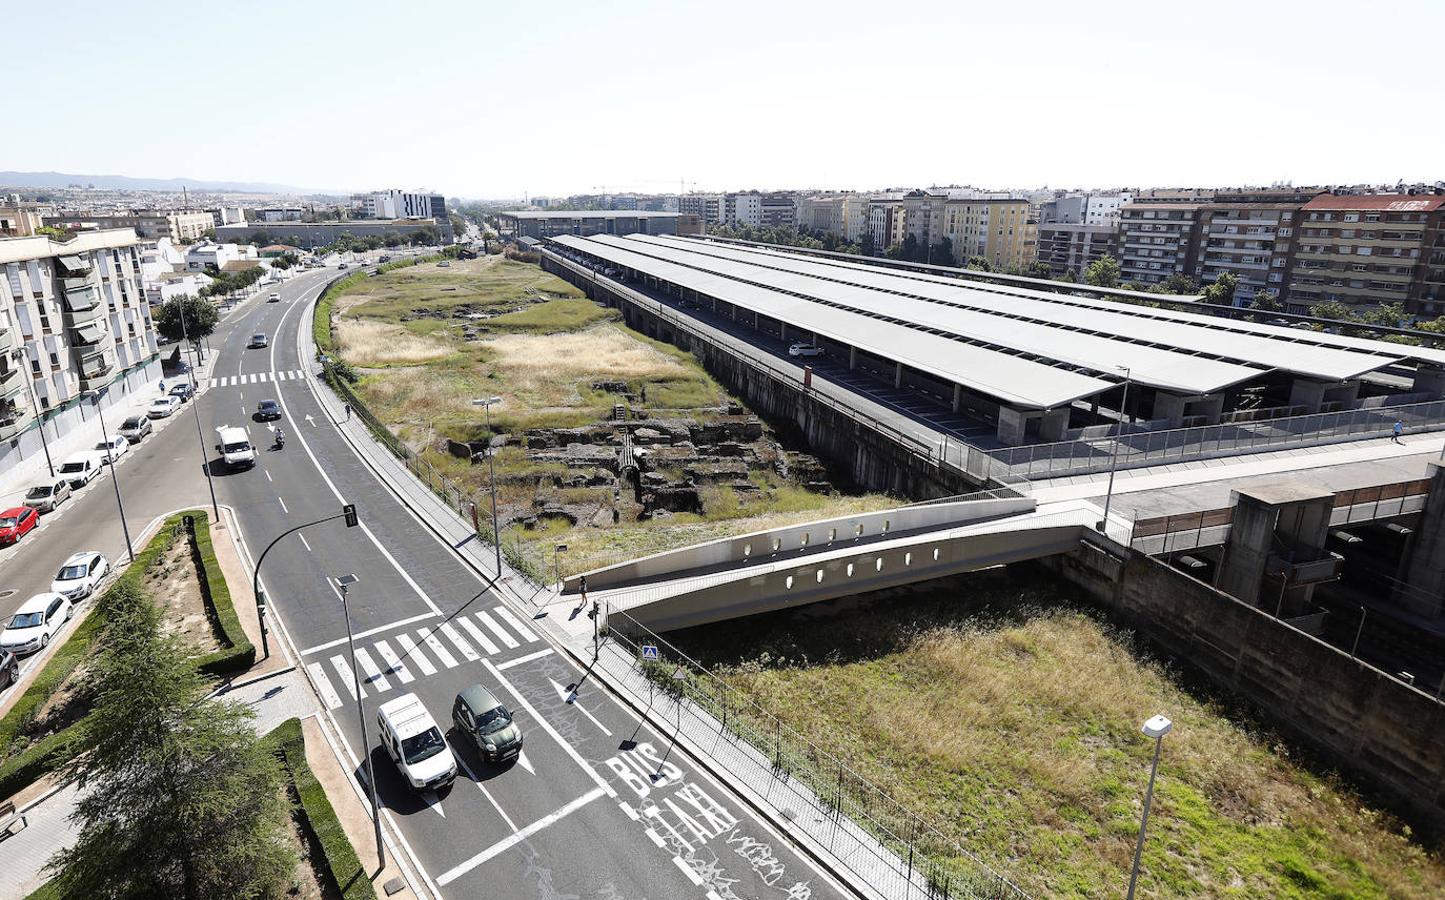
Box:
[439,622,481,662]
[476,611,519,650]
[307,662,343,710]
[331,654,362,700]
[395,633,436,676]
[457,616,499,655]
[373,639,415,684]
[208,369,305,388]
[353,645,391,692]
[493,606,539,642]
[421,629,459,668]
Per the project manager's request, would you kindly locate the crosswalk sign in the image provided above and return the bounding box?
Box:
[641,644,659,661]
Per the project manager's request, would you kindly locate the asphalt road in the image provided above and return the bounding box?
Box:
[0,257,850,899]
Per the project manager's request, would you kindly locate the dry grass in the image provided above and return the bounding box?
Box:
[336,318,454,367]
[671,571,1445,899]
[487,324,691,381]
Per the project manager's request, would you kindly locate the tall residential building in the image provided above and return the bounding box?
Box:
[1194,189,1319,306]
[721,194,762,227]
[1423,211,1445,317]
[42,210,214,243]
[1287,194,1445,314]
[678,194,722,226]
[1,229,159,461]
[797,194,868,242]
[1115,190,1214,287]
[1035,223,1116,279]
[868,197,908,250]
[1041,192,1133,227]
[759,193,797,229]
[940,197,1032,269]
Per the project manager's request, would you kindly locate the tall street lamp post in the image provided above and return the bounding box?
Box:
[1098,365,1133,535]
[472,396,503,574]
[12,347,54,477]
[1127,714,1173,900]
[85,389,135,562]
[177,301,219,517]
[333,573,386,867]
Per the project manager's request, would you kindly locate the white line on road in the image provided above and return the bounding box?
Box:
[298,533,311,552]
[456,616,499,656]
[307,662,344,710]
[373,639,415,684]
[491,605,539,642]
[451,753,517,831]
[394,633,436,676]
[497,648,554,671]
[299,611,439,656]
[483,659,616,798]
[549,676,611,736]
[352,646,391,692]
[436,786,607,886]
[265,470,273,482]
[420,629,458,669]
[673,855,705,886]
[277,496,289,514]
[438,622,480,662]
[330,654,362,700]
[475,610,518,649]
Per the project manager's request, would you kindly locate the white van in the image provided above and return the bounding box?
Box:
[57,452,104,488]
[216,426,256,470]
[377,693,457,793]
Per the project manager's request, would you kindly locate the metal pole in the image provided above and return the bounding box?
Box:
[341,584,386,866]
[251,512,346,659]
[1126,735,1163,900]
[177,302,219,518]
[93,393,135,562]
[1099,367,1132,533]
[14,348,55,477]
[484,403,502,575]
[1350,607,1367,659]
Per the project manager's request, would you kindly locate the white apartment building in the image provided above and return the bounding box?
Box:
[722,194,762,227]
[362,190,446,221]
[1,229,160,469]
[185,241,258,272]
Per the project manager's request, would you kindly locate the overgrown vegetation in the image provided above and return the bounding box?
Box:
[661,567,1445,899]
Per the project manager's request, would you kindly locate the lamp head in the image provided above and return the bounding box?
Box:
[1141,714,1173,739]
[335,573,360,590]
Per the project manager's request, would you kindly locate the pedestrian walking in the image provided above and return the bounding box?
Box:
[1392,420,1404,444]
[158,379,166,394]
[344,402,352,422]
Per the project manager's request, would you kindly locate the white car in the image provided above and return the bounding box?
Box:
[268,292,281,303]
[148,396,181,419]
[94,435,129,462]
[1,593,73,655]
[57,453,104,487]
[51,551,110,600]
[788,342,824,358]
[377,694,457,793]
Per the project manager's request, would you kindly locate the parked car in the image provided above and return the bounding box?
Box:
[437,260,451,268]
[23,479,71,513]
[0,593,72,655]
[168,382,195,402]
[51,551,110,600]
[268,292,281,303]
[451,685,523,763]
[94,435,129,463]
[57,453,104,487]
[148,396,181,418]
[788,342,824,358]
[118,415,153,443]
[377,693,457,792]
[250,333,268,349]
[256,399,282,421]
[338,262,349,269]
[0,649,18,689]
[0,507,40,546]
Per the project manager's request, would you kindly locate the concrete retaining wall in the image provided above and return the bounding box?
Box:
[1048,544,1445,831]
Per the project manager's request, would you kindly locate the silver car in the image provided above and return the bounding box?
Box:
[23,480,71,513]
[118,415,153,443]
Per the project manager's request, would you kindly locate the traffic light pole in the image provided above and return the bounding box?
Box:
[251,504,359,659]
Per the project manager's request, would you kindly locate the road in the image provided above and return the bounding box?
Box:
[1,257,850,900]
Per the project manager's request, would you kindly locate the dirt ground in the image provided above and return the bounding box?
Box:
[142,532,223,658]
[281,785,339,900]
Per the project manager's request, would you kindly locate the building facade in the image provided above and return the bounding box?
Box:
[42,210,214,243]
[1116,191,1214,287]
[1,229,160,461]
[940,197,1031,269]
[361,190,446,221]
[1035,223,1116,279]
[759,193,797,229]
[496,211,685,239]
[721,194,762,228]
[1287,194,1445,314]
[214,220,452,248]
[678,194,723,227]
[1194,190,1317,307]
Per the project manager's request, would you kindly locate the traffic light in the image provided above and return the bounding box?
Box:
[343,503,358,528]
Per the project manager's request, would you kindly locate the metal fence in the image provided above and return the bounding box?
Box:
[981,399,1445,480]
[605,607,1028,900]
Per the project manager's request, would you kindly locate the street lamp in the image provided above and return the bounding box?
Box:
[1126,714,1173,900]
[333,573,386,867]
[472,397,503,575]
[176,301,219,518]
[1098,365,1133,535]
[11,347,54,477]
[84,389,135,562]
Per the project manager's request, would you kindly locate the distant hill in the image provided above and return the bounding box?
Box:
[0,170,339,195]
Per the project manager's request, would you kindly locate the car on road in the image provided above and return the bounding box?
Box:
[250,333,268,349]
[0,507,40,546]
[57,453,104,488]
[268,292,281,303]
[0,649,18,689]
[451,685,524,763]
[94,435,129,463]
[1,593,72,655]
[118,415,153,443]
[338,262,349,269]
[217,426,256,469]
[377,693,457,792]
[168,382,195,402]
[148,396,181,418]
[256,399,282,421]
[23,480,71,514]
[437,260,451,267]
[788,342,824,358]
[51,551,110,600]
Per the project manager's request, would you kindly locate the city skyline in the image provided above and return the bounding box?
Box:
[8,0,1442,199]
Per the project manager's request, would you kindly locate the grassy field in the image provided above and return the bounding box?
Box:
[663,568,1445,899]
[328,255,896,574]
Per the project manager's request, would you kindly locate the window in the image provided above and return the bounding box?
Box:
[1343,213,1359,222]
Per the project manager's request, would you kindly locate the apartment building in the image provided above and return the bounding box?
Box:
[1194,190,1318,306]
[1035,223,1116,279]
[0,205,44,237]
[42,210,214,243]
[940,197,1032,269]
[797,195,869,242]
[0,229,160,465]
[1287,194,1445,314]
[1041,192,1133,227]
[721,194,762,227]
[1423,213,1445,317]
[678,194,722,226]
[361,190,447,221]
[760,194,797,229]
[1116,190,1214,286]
[868,197,908,251]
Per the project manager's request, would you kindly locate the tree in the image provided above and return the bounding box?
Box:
[1415,315,1445,335]
[927,239,955,268]
[1249,289,1284,314]
[1200,271,1239,305]
[1023,261,1054,279]
[1155,272,1199,295]
[1309,300,1358,324]
[153,295,219,347]
[247,229,273,246]
[1360,301,1408,329]
[966,255,994,272]
[1084,255,1121,288]
[47,581,293,899]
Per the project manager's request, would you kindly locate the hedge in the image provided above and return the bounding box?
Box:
[313,271,366,354]
[265,718,378,900]
[186,509,255,676]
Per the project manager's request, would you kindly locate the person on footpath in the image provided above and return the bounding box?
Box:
[1392,420,1404,444]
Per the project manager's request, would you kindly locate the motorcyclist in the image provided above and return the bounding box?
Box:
[275,427,286,448]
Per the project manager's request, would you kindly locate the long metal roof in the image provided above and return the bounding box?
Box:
[550,235,1112,408]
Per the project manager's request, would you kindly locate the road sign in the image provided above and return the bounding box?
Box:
[641,644,659,661]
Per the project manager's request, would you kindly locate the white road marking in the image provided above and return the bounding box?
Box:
[298,611,439,656]
[457,616,499,656]
[438,622,480,662]
[484,659,616,798]
[451,753,517,832]
[373,639,415,684]
[277,496,289,514]
[352,646,390,692]
[394,633,436,676]
[421,789,446,818]
[330,654,362,700]
[306,662,343,710]
[297,533,311,551]
[673,856,705,886]
[496,648,553,671]
[435,787,607,886]
[420,629,459,668]
[491,605,539,642]
[475,610,518,649]
[548,676,612,736]
[515,750,535,775]
[265,470,273,482]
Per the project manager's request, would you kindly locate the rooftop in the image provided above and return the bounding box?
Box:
[503,210,682,220]
[1302,193,1445,212]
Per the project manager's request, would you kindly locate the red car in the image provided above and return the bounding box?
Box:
[0,507,39,545]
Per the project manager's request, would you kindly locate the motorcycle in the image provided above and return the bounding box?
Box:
[274,430,286,450]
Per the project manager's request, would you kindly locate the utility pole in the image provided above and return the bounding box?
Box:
[88,389,135,562]
[13,347,54,477]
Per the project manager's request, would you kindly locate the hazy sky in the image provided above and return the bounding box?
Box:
[11,1,1442,199]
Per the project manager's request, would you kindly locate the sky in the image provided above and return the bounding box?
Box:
[10,0,1443,199]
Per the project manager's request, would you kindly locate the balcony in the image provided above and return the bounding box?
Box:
[0,385,28,441]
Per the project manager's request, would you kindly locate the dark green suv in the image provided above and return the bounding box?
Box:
[452,685,523,763]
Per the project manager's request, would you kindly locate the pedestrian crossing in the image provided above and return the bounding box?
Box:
[305,606,544,710]
[209,370,305,387]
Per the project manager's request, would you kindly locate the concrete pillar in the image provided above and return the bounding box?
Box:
[1325,379,1360,407]
[893,362,904,388]
[997,406,1030,446]
[779,323,786,343]
[952,383,962,413]
[1216,483,1334,612]
[1288,378,1329,412]
[1395,462,1445,620]
[1194,393,1225,425]
[848,346,857,370]
[1153,391,1189,428]
[1412,364,1445,398]
[753,310,759,331]
[1039,407,1070,442]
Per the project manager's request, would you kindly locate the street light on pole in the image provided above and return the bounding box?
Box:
[176,302,219,518]
[1098,365,1133,535]
[472,396,503,575]
[333,572,386,868]
[84,389,135,563]
[11,347,54,477]
[1126,714,1173,900]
